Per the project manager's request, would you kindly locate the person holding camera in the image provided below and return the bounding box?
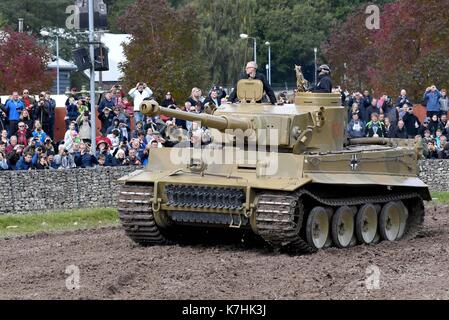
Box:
[396,89,412,109]
[54,144,76,169]
[128,82,153,124]
[424,85,441,118]
[35,93,52,138]
[74,142,98,168]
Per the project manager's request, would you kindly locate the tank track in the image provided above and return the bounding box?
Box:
[255,189,425,254]
[118,184,168,246]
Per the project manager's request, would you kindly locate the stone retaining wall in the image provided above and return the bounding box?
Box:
[0,161,446,215]
[0,167,139,215]
[418,160,449,193]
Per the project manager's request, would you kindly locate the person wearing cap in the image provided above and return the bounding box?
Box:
[161,92,176,108]
[98,106,114,136]
[95,140,114,166]
[311,64,332,93]
[229,61,277,105]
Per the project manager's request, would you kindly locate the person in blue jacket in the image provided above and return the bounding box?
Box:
[423,85,441,118]
[4,92,24,138]
[74,143,98,168]
[16,153,34,171]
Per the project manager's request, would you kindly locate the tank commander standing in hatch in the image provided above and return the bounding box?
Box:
[310,64,333,93]
[229,61,277,105]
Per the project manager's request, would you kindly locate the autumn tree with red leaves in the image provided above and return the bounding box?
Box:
[323,0,449,101]
[118,0,209,100]
[0,29,55,94]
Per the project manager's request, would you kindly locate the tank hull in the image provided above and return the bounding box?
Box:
[118,146,429,253]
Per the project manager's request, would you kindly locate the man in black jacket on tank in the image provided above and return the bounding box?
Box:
[229,61,277,105]
[311,64,333,93]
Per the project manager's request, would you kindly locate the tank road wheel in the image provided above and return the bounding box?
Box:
[355,204,378,244]
[379,202,401,241]
[331,206,355,248]
[305,207,331,250]
[396,201,409,240]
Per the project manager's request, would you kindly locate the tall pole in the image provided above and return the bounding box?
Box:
[98,32,103,88]
[89,0,96,153]
[56,35,60,95]
[314,47,318,87]
[18,18,23,32]
[253,38,257,64]
[268,43,271,85]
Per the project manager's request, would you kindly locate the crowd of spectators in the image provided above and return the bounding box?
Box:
[2,80,449,171]
[342,86,449,159]
[0,83,226,171]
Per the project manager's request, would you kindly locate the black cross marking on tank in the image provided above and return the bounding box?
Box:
[350,154,359,171]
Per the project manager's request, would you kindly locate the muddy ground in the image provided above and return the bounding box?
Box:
[0,204,448,300]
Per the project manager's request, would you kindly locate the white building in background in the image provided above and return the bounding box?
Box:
[83,33,131,87]
[47,57,78,95]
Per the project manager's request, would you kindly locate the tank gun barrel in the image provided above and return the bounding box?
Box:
[140,100,253,131]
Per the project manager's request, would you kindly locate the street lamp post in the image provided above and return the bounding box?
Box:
[240,33,257,64]
[88,0,96,154]
[40,30,60,95]
[265,41,271,85]
[56,35,60,95]
[314,47,318,86]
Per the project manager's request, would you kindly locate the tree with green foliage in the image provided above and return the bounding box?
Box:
[118,0,209,101]
[0,12,7,29]
[188,0,257,87]
[0,0,72,33]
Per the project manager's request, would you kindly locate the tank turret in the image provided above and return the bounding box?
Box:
[140,81,346,153]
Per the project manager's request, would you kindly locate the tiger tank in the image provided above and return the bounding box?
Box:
[118,79,430,253]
